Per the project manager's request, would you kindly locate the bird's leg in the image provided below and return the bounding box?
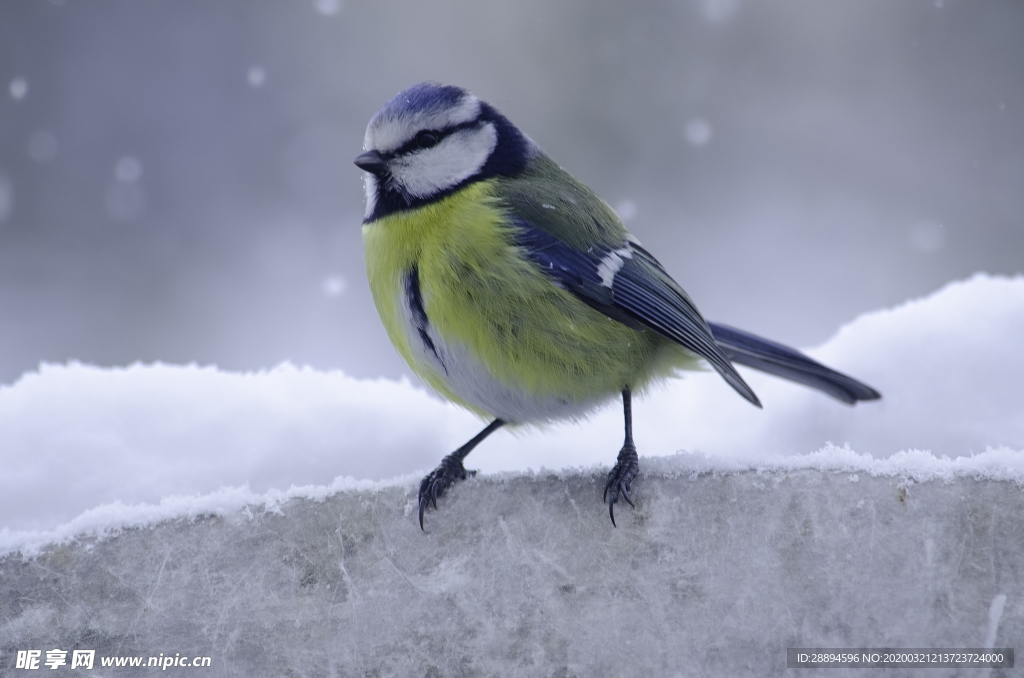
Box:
[604,387,640,526]
[418,418,505,529]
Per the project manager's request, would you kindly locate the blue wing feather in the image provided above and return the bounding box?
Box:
[512,219,881,406]
[512,219,761,407]
[707,323,881,404]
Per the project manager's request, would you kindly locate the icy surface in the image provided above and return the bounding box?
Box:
[1,468,1021,677]
[1,274,1023,543]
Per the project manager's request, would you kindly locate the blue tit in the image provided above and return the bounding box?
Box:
[355,82,880,528]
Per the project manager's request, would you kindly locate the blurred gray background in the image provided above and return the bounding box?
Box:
[0,0,1021,386]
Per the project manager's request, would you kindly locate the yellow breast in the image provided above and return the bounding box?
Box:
[362,181,681,422]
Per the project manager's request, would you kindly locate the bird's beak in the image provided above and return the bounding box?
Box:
[354,150,387,174]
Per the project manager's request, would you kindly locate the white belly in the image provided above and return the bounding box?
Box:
[396,282,611,424]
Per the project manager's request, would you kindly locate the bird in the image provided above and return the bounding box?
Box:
[354,82,881,529]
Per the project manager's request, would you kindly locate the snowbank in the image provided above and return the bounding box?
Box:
[1,273,1022,547]
[1,274,1023,675]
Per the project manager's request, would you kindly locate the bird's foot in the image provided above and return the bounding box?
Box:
[603,442,639,527]
[418,454,476,530]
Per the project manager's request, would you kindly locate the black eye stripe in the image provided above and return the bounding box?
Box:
[391,119,481,157]
[415,130,439,149]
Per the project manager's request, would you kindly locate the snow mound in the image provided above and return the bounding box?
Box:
[1,273,1022,551]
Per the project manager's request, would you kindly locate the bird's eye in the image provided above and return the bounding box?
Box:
[415,130,440,149]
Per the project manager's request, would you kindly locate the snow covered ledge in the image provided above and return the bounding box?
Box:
[2,457,1021,677]
[2,274,1023,674]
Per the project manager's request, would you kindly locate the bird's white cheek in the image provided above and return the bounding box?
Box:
[389,124,497,198]
[363,173,378,219]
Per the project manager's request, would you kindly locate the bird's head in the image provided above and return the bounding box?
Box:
[355,82,533,221]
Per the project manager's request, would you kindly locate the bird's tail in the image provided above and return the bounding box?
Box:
[707,322,881,405]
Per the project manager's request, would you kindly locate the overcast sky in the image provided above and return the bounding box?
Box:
[1,0,1021,385]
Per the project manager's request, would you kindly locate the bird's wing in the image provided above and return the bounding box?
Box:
[508,220,761,407]
[495,157,759,406]
[495,155,878,408]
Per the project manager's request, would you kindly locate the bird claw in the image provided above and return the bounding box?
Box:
[604,442,639,527]
[418,454,476,529]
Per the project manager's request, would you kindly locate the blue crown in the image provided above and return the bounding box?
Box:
[374,82,468,123]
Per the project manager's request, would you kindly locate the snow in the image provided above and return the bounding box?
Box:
[1,273,1023,555]
[321,274,347,297]
[2,274,1023,675]
[684,117,712,146]
[312,0,341,16]
[114,156,142,183]
[4,468,1021,676]
[8,77,27,101]
[0,173,11,224]
[246,65,265,88]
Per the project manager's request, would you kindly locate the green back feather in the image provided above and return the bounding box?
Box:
[497,154,628,251]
